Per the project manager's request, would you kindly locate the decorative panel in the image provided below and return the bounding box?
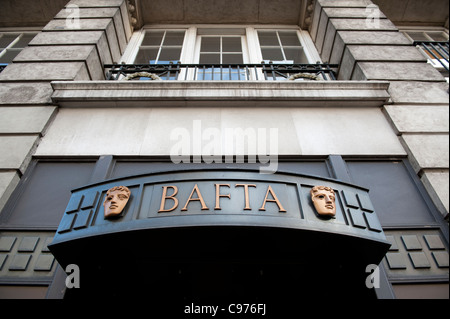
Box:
[0,231,56,284]
[383,230,449,281]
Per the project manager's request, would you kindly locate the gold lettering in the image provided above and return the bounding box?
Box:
[215,184,231,210]
[158,186,179,213]
[259,185,286,212]
[235,184,257,210]
[181,184,209,211]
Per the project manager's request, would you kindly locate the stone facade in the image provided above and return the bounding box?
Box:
[0,0,448,299]
[311,0,449,219]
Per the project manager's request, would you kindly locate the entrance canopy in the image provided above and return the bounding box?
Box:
[49,169,390,298]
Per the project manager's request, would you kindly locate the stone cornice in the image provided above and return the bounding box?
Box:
[50,80,391,108]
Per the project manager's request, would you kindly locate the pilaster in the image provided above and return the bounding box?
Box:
[311,0,449,218]
[0,0,132,212]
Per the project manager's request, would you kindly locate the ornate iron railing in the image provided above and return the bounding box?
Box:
[105,62,338,81]
[414,41,449,72]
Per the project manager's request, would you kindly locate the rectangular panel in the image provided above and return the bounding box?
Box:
[346,161,438,226]
[0,161,95,228]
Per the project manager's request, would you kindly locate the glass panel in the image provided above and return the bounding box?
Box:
[406,31,430,41]
[428,32,449,42]
[164,31,185,45]
[11,33,37,48]
[135,48,159,64]
[0,34,19,49]
[284,48,308,64]
[158,47,182,64]
[258,31,279,46]
[222,53,243,64]
[200,53,220,64]
[261,47,284,61]
[201,37,220,52]
[0,49,20,63]
[278,31,301,46]
[222,37,242,52]
[198,68,220,80]
[142,31,164,46]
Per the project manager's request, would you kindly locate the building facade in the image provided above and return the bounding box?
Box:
[0,0,448,301]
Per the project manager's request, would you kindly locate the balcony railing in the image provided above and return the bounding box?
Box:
[105,62,338,81]
[414,41,449,72]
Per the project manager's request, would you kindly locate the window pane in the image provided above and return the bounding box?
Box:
[261,47,284,61]
[200,53,220,64]
[0,49,20,63]
[222,37,242,52]
[163,31,185,45]
[135,48,159,64]
[0,34,19,49]
[222,53,243,64]
[201,37,220,52]
[278,31,301,46]
[158,47,182,63]
[11,33,36,48]
[428,32,449,42]
[406,31,430,41]
[284,48,308,64]
[258,31,279,46]
[142,31,164,46]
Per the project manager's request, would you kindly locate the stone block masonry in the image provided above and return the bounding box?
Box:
[310,0,449,218]
[0,0,132,212]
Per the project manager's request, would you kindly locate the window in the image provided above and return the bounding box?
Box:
[134,30,186,65]
[401,28,449,82]
[258,30,308,64]
[195,32,248,80]
[119,25,321,81]
[0,32,38,70]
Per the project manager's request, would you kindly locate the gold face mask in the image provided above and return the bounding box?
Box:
[103,186,131,219]
[310,186,336,217]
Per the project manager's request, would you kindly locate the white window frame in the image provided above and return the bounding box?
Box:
[120,25,322,80]
[0,30,39,65]
[400,27,449,82]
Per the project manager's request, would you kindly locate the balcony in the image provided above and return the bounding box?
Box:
[414,41,449,75]
[105,62,338,81]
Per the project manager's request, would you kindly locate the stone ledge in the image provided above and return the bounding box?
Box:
[400,134,450,173]
[421,169,449,219]
[50,80,391,108]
